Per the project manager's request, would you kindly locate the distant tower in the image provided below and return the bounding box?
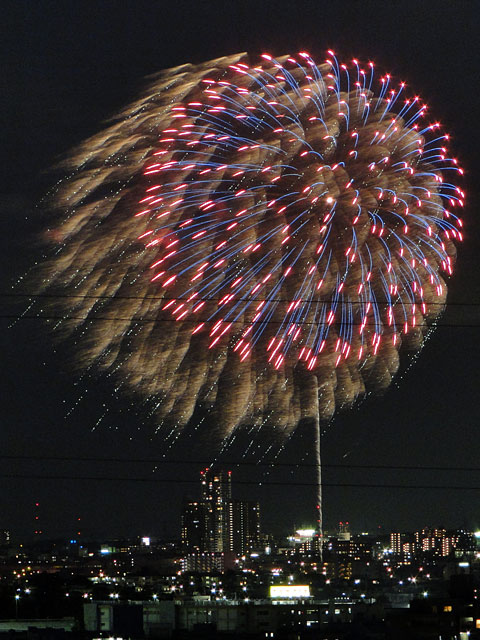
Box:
[201,469,233,552]
[338,521,351,541]
[33,502,42,536]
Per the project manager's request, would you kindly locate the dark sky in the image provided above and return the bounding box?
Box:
[1,0,479,542]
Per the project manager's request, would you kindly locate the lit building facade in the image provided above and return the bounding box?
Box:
[181,501,207,553]
[201,469,233,552]
[181,470,261,559]
[390,533,403,555]
[232,500,261,555]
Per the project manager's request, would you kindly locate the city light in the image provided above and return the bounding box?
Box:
[296,529,316,538]
[270,585,311,599]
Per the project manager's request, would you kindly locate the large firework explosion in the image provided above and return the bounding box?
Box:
[42,51,464,442]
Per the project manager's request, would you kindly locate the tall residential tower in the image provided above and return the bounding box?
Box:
[182,470,260,555]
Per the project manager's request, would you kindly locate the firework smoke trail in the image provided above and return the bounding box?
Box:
[40,51,464,541]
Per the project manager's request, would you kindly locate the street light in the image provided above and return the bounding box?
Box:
[15,595,20,619]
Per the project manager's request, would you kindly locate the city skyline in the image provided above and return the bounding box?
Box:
[4,469,478,545]
[0,510,478,638]
[1,0,479,540]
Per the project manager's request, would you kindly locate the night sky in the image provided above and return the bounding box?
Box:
[1,0,479,542]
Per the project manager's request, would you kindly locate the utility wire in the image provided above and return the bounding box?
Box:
[0,473,477,490]
[0,454,478,473]
[1,291,477,306]
[1,314,478,327]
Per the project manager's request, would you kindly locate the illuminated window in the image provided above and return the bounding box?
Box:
[443,605,452,612]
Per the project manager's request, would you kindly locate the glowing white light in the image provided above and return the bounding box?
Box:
[270,585,311,598]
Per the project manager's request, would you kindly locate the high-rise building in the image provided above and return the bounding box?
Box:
[201,469,232,552]
[181,470,261,557]
[181,501,207,552]
[232,500,261,555]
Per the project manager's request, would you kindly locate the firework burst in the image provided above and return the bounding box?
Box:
[42,51,464,438]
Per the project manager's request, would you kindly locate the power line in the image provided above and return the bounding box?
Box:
[1,291,477,306]
[2,314,479,328]
[0,454,478,472]
[0,473,477,490]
